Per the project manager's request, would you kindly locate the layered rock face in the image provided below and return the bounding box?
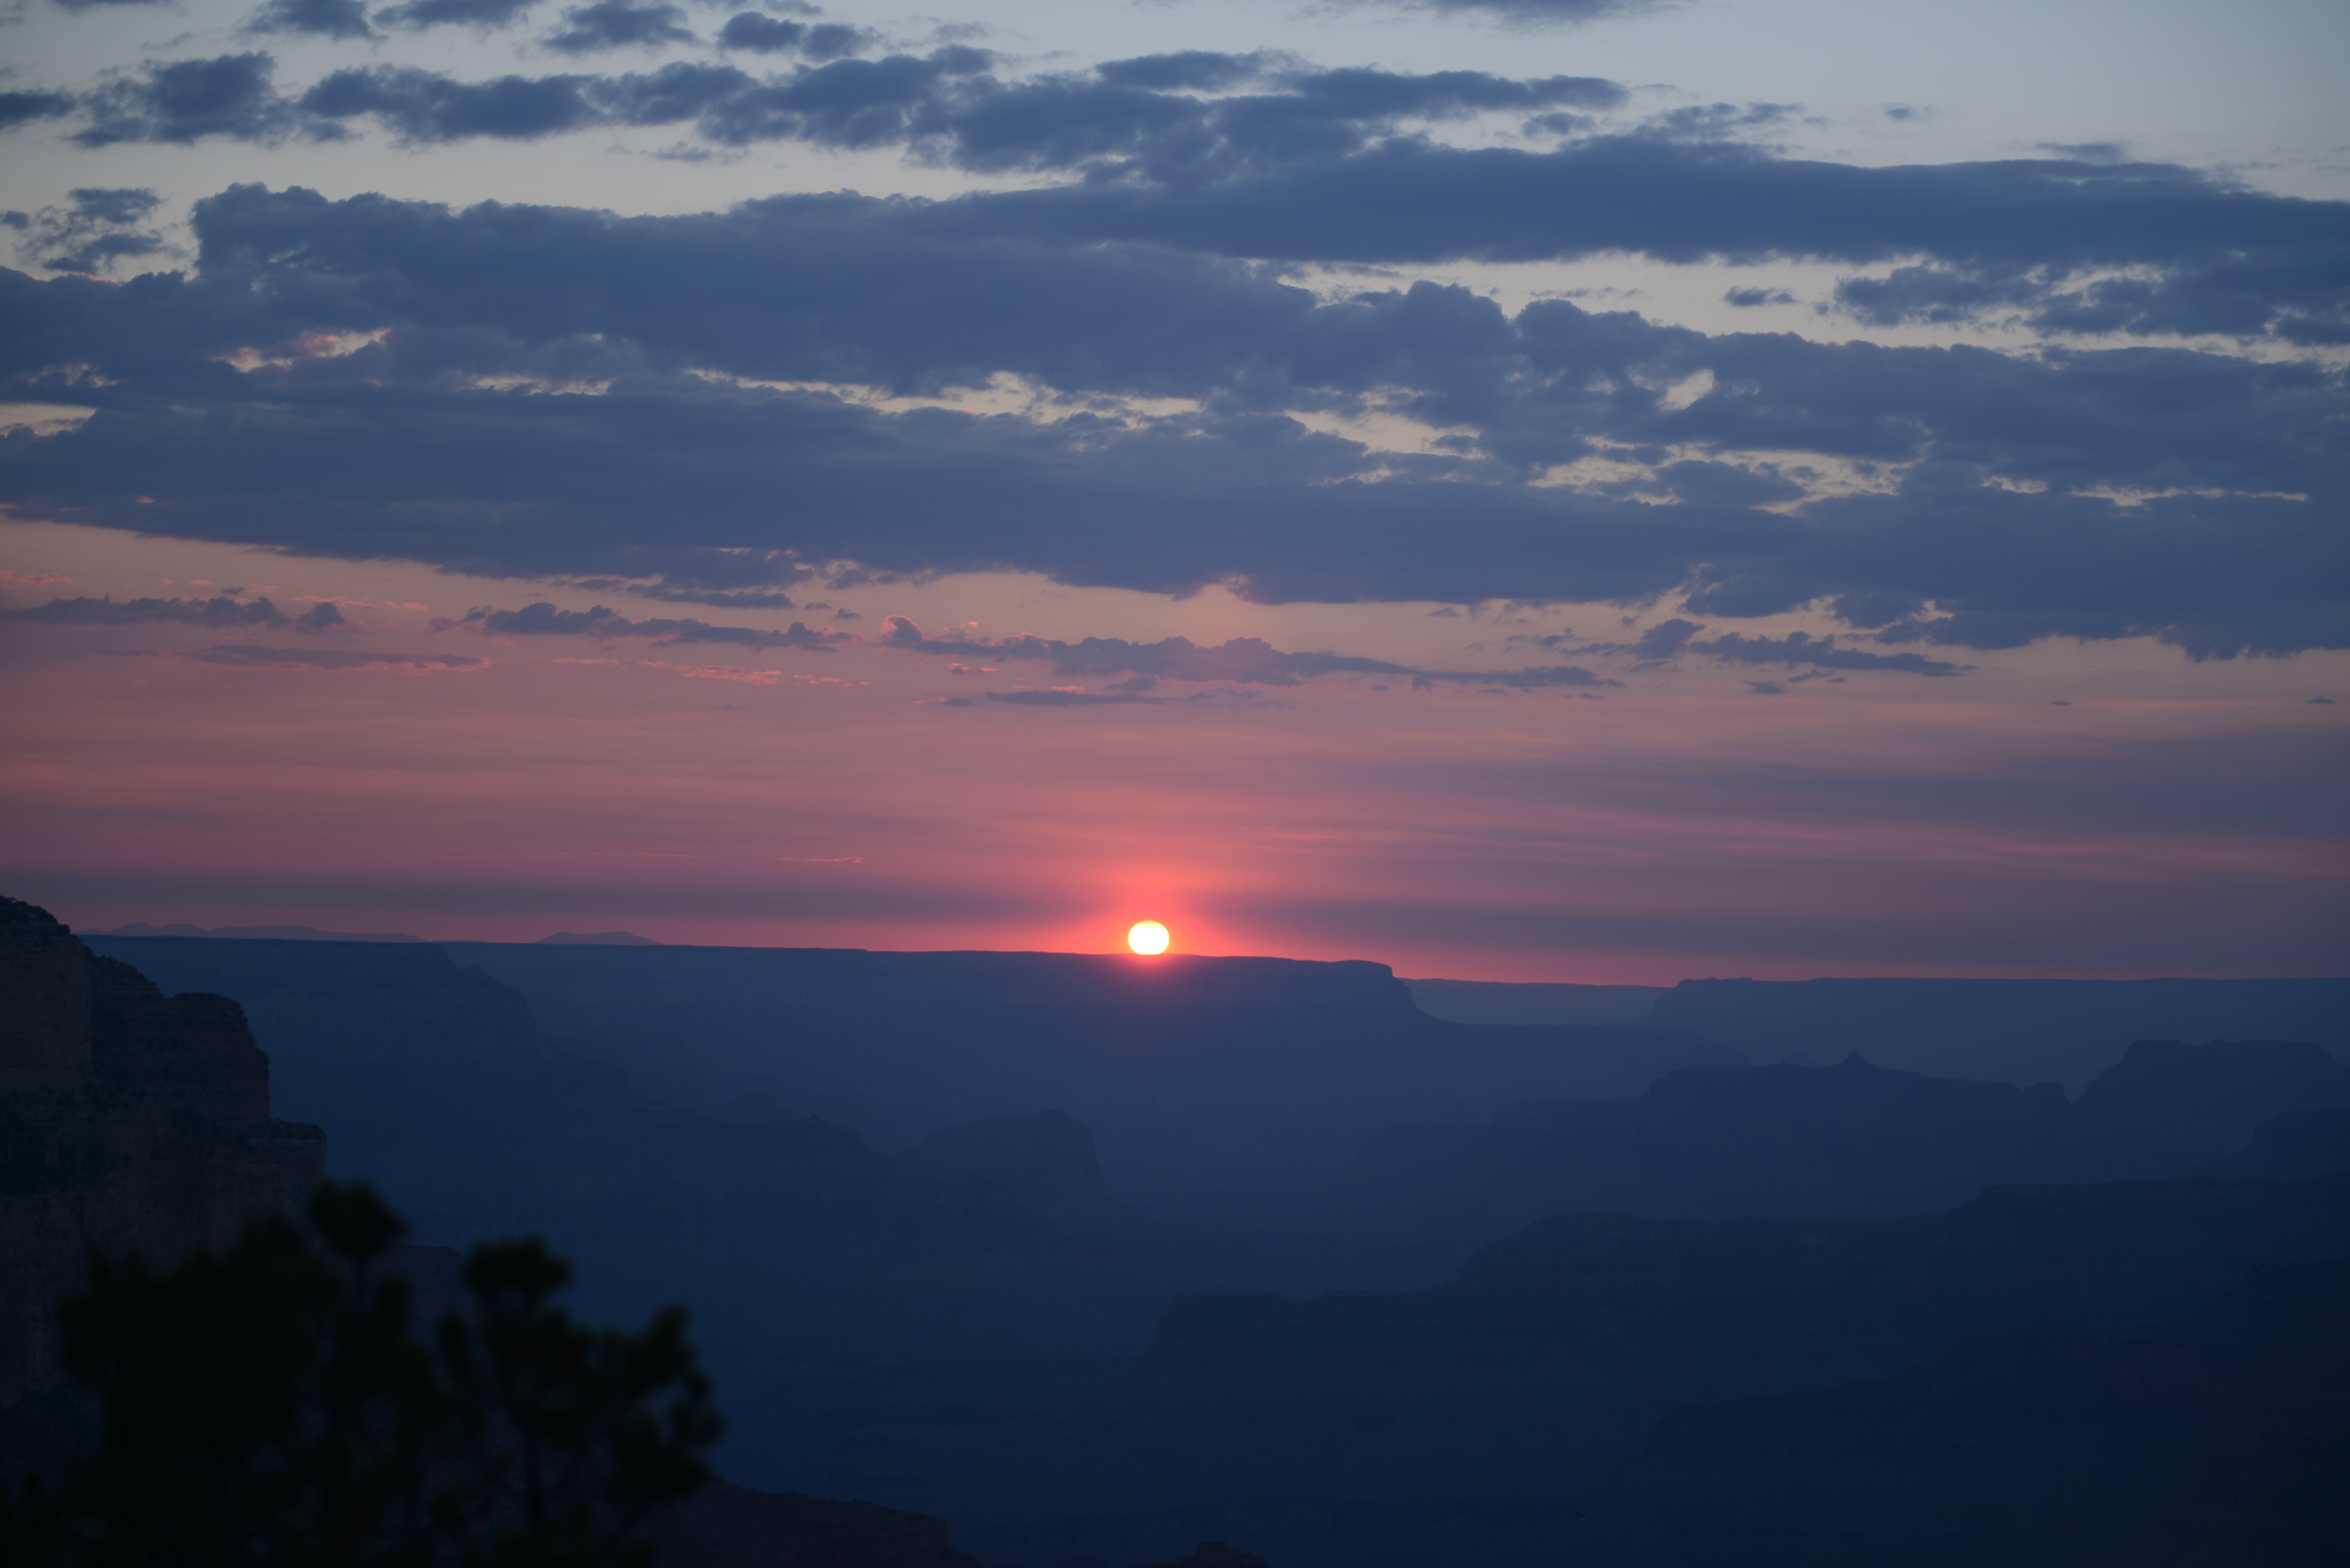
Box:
[0,897,324,1419]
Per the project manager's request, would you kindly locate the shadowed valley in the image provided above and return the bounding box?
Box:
[5,920,2342,1564]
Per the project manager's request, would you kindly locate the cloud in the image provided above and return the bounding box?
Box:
[218,43,2347,345]
[244,0,377,40]
[0,91,79,133]
[74,54,302,147]
[72,42,2326,350]
[193,643,490,669]
[544,0,695,56]
[6,594,292,628]
[1570,618,1970,676]
[1640,101,1798,142]
[881,615,1619,691]
[1683,629,1971,676]
[717,12,868,60]
[0,183,2340,658]
[973,142,2348,346]
[606,580,804,609]
[1341,0,1661,19]
[445,601,849,650]
[881,614,1409,685]
[699,54,1628,173]
[376,0,542,27]
[284,48,1625,176]
[301,67,608,142]
[11,187,171,275]
[1095,51,1281,92]
[982,688,1161,707]
[1407,663,1618,689]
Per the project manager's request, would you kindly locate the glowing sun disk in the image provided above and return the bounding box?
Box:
[1127,920,1170,955]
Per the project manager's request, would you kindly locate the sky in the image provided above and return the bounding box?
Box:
[1,0,2344,981]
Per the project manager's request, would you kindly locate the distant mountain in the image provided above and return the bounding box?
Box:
[2194,1107,2350,1180]
[535,930,662,945]
[94,920,425,942]
[1325,1043,2350,1248]
[1640,976,2350,1089]
[1580,1255,2350,1565]
[1408,975,2350,1087]
[951,1169,2350,1568]
[430,942,1742,1238]
[1403,979,1667,1026]
[899,1109,1151,1244]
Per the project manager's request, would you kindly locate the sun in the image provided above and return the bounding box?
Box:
[1126,920,1170,955]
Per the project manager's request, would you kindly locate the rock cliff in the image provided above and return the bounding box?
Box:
[0,897,324,1441]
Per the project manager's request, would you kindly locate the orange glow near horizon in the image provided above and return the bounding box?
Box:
[1126,920,1171,955]
[4,522,2345,984]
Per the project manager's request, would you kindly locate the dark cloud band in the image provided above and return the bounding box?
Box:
[21,47,2343,342]
[442,601,849,650]
[0,160,2339,658]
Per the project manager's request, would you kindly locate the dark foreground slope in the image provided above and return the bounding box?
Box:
[1582,1255,2350,1566]
[938,1170,2350,1568]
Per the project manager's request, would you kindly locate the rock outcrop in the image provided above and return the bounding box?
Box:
[0,897,324,1431]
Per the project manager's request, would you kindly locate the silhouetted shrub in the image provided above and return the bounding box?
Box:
[2,1181,719,1567]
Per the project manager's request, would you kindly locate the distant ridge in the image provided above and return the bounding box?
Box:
[534,930,662,946]
[94,921,425,943]
[1409,975,2350,1089]
[1406,979,1667,1026]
